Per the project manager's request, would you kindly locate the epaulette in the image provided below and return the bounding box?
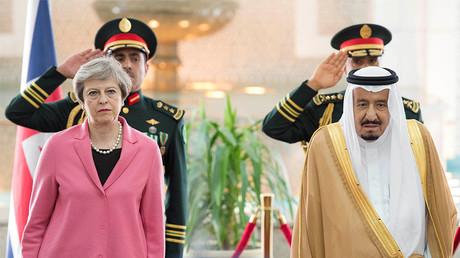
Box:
[154,100,185,120]
[69,91,79,103]
[312,92,344,106]
[402,98,420,114]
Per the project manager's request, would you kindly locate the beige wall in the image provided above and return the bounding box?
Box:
[0,122,16,191]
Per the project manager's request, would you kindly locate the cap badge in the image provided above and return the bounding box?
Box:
[360,25,372,39]
[119,17,132,33]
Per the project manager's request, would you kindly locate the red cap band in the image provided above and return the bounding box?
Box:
[340,37,384,52]
[103,33,149,54]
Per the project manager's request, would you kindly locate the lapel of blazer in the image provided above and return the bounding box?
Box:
[103,117,139,190]
[73,120,105,193]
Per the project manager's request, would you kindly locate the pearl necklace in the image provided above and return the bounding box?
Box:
[90,121,122,155]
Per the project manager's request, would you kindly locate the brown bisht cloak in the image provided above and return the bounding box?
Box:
[291,120,457,258]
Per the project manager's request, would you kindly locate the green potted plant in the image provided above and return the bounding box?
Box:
[185,94,294,255]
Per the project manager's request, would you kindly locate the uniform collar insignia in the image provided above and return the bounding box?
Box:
[127,93,140,106]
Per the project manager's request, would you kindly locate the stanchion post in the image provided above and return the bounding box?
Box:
[261,193,274,258]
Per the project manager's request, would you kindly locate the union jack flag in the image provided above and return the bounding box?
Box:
[6,0,62,256]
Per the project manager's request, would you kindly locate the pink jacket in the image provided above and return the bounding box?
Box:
[22,117,165,257]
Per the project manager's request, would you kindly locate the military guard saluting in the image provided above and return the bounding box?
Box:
[6,17,187,258]
[262,24,423,149]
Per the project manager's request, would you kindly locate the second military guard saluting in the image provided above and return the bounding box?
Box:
[6,17,187,258]
[261,24,423,149]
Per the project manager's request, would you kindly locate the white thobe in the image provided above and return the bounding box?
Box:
[358,137,429,257]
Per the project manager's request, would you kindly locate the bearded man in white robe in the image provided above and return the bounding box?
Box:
[291,66,457,258]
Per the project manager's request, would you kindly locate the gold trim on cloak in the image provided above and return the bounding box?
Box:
[327,123,403,257]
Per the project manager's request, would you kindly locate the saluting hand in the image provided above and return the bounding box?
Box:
[306,51,347,91]
[56,49,103,79]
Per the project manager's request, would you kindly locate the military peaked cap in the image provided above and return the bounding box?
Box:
[331,24,392,57]
[95,17,158,60]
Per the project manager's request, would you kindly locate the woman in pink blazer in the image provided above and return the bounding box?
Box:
[22,57,165,257]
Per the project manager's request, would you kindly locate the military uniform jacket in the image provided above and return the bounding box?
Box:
[262,80,423,144]
[5,66,187,258]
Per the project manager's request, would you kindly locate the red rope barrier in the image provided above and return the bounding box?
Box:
[453,226,460,254]
[280,224,292,247]
[276,209,292,247]
[231,213,258,258]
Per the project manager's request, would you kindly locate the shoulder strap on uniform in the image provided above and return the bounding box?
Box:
[312,92,345,106]
[312,93,324,105]
[327,123,403,257]
[403,99,421,114]
[154,100,185,120]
